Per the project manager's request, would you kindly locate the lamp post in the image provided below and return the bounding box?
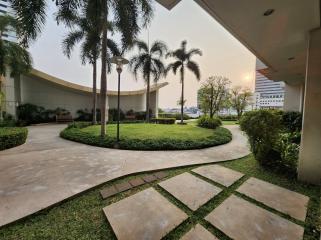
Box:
[111,56,129,143]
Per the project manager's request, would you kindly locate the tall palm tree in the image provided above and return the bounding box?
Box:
[11,0,154,137]
[58,7,120,124]
[0,15,32,120]
[166,40,202,124]
[129,40,167,122]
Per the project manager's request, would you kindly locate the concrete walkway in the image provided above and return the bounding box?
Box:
[0,124,250,227]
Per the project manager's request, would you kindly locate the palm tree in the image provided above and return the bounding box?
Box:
[11,0,154,136]
[0,15,32,120]
[58,7,120,125]
[166,40,202,124]
[129,40,167,122]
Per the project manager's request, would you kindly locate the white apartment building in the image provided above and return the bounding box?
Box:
[0,0,17,42]
[255,59,285,109]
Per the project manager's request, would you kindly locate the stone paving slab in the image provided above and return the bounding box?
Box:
[103,188,188,240]
[205,195,304,240]
[192,165,244,187]
[237,177,309,221]
[114,182,132,193]
[129,178,145,187]
[100,186,118,199]
[180,224,219,240]
[158,173,222,211]
[142,174,158,183]
[154,171,168,180]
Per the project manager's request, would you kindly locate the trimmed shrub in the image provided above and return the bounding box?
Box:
[60,126,232,151]
[197,116,222,129]
[281,111,302,132]
[0,127,28,150]
[151,118,176,124]
[240,110,282,166]
[158,113,190,120]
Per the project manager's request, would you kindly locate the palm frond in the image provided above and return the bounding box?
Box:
[62,30,84,58]
[187,60,201,80]
[166,61,182,75]
[150,40,168,57]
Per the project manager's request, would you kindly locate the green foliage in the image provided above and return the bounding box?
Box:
[274,133,300,173]
[17,103,69,125]
[151,118,176,124]
[60,124,232,150]
[219,115,238,121]
[240,110,302,174]
[158,113,190,120]
[281,111,302,132]
[240,110,282,165]
[0,127,28,150]
[0,112,16,127]
[197,116,222,129]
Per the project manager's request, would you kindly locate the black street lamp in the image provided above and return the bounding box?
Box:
[111,56,129,142]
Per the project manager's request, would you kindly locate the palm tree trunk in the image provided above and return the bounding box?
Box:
[180,67,184,124]
[92,61,97,125]
[146,73,150,123]
[100,3,108,137]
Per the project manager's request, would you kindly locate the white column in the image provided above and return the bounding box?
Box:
[298,28,321,185]
[284,83,304,112]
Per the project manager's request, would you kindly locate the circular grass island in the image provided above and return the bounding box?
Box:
[60,122,232,151]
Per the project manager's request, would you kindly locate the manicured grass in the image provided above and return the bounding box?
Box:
[0,127,28,150]
[0,155,319,240]
[60,123,232,150]
[222,120,238,125]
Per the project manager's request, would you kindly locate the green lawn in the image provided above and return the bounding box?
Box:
[60,123,232,150]
[82,123,218,140]
[0,155,319,240]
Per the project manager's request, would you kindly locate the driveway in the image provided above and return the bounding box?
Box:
[0,124,250,227]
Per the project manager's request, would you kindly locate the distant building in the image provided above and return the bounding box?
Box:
[0,0,17,42]
[255,59,285,109]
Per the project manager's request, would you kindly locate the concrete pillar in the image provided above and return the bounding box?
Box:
[2,71,19,118]
[284,83,304,112]
[298,28,321,185]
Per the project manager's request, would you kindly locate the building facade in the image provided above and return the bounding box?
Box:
[255,59,285,109]
[0,0,17,42]
[2,69,167,119]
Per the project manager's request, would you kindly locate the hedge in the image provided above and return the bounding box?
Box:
[60,126,232,151]
[0,127,28,150]
[151,118,176,124]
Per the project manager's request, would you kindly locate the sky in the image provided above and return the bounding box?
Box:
[29,0,256,108]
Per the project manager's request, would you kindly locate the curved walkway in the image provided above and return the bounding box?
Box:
[0,124,250,227]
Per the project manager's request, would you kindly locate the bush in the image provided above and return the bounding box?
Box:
[0,127,28,150]
[17,104,70,125]
[60,126,232,150]
[274,133,300,173]
[281,111,302,132]
[240,110,282,166]
[151,118,176,124]
[219,115,238,121]
[158,113,190,120]
[197,116,222,129]
[0,112,16,127]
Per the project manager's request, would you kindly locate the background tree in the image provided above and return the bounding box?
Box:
[12,0,154,137]
[167,40,202,124]
[129,40,167,122]
[199,76,230,118]
[230,86,252,119]
[0,15,32,120]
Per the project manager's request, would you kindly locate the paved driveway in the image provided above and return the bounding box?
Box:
[0,124,250,227]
